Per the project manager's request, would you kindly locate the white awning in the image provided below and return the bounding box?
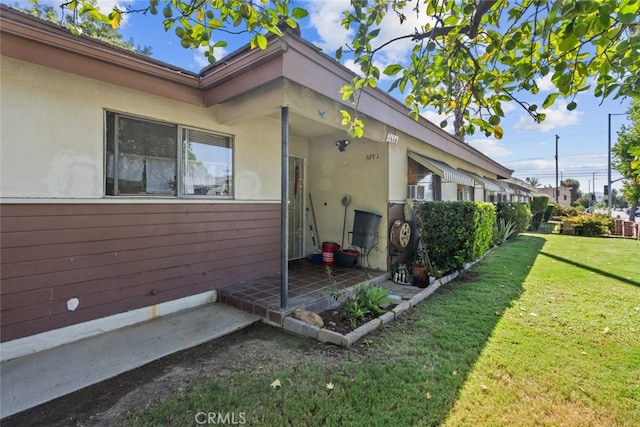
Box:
[501,185,516,195]
[408,152,475,187]
[461,171,503,192]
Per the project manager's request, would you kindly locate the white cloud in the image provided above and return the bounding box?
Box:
[513,101,581,133]
[193,46,228,69]
[506,158,554,172]
[535,74,554,92]
[96,0,135,25]
[420,109,454,134]
[305,1,434,70]
[304,1,353,53]
[467,138,513,158]
[501,101,518,114]
[342,58,361,75]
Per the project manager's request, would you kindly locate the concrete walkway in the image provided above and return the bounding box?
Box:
[1,303,259,419]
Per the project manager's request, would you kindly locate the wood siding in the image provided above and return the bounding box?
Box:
[0,203,281,342]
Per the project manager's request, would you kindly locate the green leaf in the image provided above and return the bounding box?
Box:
[566,101,577,111]
[208,19,223,29]
[253,33,267,50]
[383,64,403,76]
[68,24,82,36]
[542,92,560,109]
[292,7,308,19]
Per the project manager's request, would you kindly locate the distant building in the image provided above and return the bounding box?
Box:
[537,186,572,207]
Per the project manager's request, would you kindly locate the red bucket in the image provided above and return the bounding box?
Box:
[322,242,338,266]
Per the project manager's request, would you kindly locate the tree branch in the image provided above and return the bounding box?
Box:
[411,0,498,41]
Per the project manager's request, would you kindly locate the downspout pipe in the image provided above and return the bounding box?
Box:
[281,106,289,308]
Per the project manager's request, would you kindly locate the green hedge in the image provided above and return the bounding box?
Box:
[543,203,557,222]
[416,201,496,274]
[495,202,532,234]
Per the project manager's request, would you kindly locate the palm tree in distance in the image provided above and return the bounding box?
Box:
[526,177,541,188]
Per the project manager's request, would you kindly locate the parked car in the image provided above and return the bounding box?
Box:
[626,207,640,217]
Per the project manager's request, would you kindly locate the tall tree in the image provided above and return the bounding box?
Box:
[54,1,639,139]
[612,99,640,217]
[17,0,152,55]
[560,178,582,204]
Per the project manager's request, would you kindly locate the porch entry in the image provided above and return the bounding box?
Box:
[288,156,305,260]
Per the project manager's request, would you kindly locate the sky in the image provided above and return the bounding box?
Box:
[26,0,633,195]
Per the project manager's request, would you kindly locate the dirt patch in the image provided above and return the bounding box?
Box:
[317,306,396,336]
[3,323,376,427]
[454,270,479,283]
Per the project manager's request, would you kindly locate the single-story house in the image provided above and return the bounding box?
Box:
[1,5,519,360]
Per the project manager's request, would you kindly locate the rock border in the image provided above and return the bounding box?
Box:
[283,270,461,347]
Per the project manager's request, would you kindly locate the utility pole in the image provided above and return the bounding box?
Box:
[555,134,559,203]
[608,112,626,209]
[608,113,612,209]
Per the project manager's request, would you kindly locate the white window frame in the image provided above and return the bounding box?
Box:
[104,111,234,198]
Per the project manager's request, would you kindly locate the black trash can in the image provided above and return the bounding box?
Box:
[352,210,382,249]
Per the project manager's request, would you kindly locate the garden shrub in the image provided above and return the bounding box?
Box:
[495,202,532,234]
[530,195,549,230]
[492,219,517,245]
[554,204,580,218]
[543,203,557,222]
[570,213,614,236]
[416,201,496,274]
[336,284,392,328]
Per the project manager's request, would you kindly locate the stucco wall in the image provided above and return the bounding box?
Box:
[0,57,282,201]
[307,135,389,270]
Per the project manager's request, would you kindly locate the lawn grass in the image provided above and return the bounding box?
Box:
[444,234,640,426]
[127,235,639,426]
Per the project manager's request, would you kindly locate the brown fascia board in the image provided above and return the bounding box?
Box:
[199,39,288,105]
[0,5,204,105]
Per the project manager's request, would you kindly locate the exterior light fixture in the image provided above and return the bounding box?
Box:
[336,139,349,152]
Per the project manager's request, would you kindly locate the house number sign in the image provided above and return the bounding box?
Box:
[366,153,380,160]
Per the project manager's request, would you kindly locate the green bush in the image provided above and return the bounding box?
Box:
[495,202,532,234]
[570,214,614,236]
[530,196,549,231]
[543,203,557,222]
[554,204,580,218]
[416,201,496,274]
